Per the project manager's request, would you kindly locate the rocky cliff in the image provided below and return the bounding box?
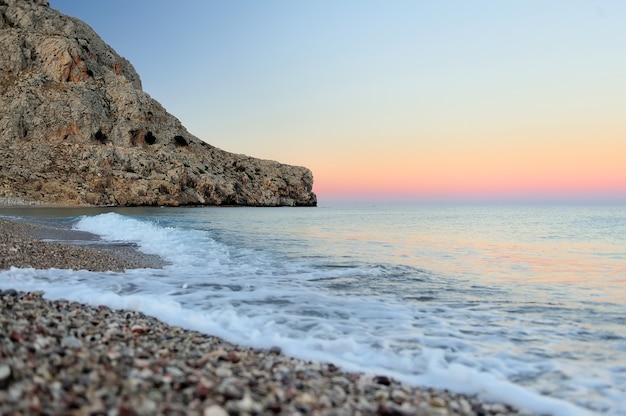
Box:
[0,0,316,206]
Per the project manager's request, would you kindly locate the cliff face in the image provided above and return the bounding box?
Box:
[0,0,316,206]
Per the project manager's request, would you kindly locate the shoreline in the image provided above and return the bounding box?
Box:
[0,217,165,271]
[0,290,520,415]
[0,216,522,415]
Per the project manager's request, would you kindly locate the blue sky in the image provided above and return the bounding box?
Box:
[50,1,626,201]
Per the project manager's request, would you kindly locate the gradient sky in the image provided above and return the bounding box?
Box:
[50,1,626,203]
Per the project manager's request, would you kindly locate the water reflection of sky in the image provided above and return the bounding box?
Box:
[4,204,624,304]
[276,204,626,304]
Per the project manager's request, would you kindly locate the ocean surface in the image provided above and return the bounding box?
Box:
[1,203,625,415]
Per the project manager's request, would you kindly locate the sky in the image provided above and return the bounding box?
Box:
[50,1,626,203]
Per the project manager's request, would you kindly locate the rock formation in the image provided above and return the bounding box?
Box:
[0,0,317,206]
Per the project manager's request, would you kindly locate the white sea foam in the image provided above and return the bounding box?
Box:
[3,208,624,416]
[0,268,593,416]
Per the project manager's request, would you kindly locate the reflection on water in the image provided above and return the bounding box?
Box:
[281,205,626,303]
[4,204,624,303]
[98,203,624,307]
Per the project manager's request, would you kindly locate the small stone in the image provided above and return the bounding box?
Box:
[317,394,332,409]
[269,346,282,355]
[456,398,472,414]
[134,358,151,368]
[234,394,262,413]
[373,375,392,386]
[332,384,348,401]
[203,348,227,361]
[374,390,389,401]
[487,403,509,414]
[332,375,351,387]
[377,400,395,415]
[130,324,150,334]
[223,384,243,400]
[429,396,446,408]
[0,364,12,389]
[296,392,316,405]
[215,367,232,378]
[61,336,83,349]
[133,397,157,415]
[9,331,25,343]
[166,366,184,378]
[391,389,408,404]
[2,289,18,297]
[135,349,151,359]
[227,351,240,363]
[204,405,228,416]
[195,382,211,400]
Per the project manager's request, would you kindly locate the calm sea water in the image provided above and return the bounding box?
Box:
[1,203,625,415]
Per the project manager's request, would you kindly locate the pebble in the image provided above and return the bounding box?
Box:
[0,364,12,389]
[204,405,228,416]
[227,350,240,363]
[166,366,184,378]
[391,389,408,404]
[60,335,83,349]
[1,288,18,297]
[374,375,392,386]
[430,396,447,408]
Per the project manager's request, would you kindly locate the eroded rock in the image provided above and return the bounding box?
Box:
[0,0,316,207]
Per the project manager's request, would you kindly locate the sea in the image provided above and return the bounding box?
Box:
[1,203,625,415]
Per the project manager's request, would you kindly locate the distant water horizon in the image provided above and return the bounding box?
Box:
[1,203,625,415]
[318,194,626,207]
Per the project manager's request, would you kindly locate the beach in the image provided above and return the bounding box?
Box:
[0,218,164,272]
[0,216,521,415]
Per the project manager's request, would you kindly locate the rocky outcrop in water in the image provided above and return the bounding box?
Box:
[0,0,316,206]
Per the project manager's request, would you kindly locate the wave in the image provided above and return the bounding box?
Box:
[1,212,605,415]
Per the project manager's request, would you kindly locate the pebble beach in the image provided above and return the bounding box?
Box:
[0,217,522,415]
